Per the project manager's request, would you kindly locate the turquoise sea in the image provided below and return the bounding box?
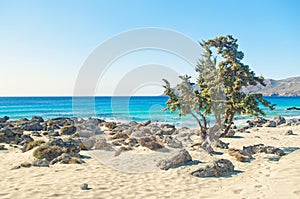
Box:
[0,97,300,127]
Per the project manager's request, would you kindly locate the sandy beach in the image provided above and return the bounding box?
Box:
[1,117,300,199]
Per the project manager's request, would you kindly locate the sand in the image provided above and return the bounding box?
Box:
[1,124,300,199]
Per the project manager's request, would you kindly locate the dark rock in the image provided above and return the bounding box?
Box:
[161,126,176,135]
[11,165,21,170]
[285,130,295,135]
[264,120,277,127]
[31,131,42,137]
[216,140,229,149]
[60,125,77,135]
[191,159,234,177]
[80,183,89,190]
[131,127,152,138]
[0,144,5,150]
[48,131,60,137]
[273,116,286,126]
[138,137,164,150]
[31,116,44,122]
[50,153,85,164]
[157,149,192,170]
[223,129,235,137]
[287,107,300,110]
[242,144,266,155]
[0,116,9,123]
[33,145,64,161]
[138,120,151,126]
[22,122,44,131]
[32,159,50,167]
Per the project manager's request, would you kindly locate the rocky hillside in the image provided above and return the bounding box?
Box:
[244,76,300,96]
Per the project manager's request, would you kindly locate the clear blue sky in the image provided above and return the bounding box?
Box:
[0,0,299,96]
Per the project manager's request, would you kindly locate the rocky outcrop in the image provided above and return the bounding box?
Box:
[157,149,192,170]
[138,137,164,150]
[191,159,234,177]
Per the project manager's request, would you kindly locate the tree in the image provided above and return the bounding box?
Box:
[163,35,275,140]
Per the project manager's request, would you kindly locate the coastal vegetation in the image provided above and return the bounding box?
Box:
[163,35,275,140]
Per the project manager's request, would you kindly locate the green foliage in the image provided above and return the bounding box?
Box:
[163,35,275,137]
[33,145,64,161]
[23,140,45,152]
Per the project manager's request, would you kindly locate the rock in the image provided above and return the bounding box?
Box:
[50,153,85,164]
[264,146,285,156]
[264,120,277,127]
[273,116,286,126]
[216,140,229,149]
[32,159,50,167]
[33,145,64,161]
[0,144,5,150]
[31,131,42,137]
[22,140,45,152]
[110,132,129,140]
[285,130,295,135]
[131,127,152,138]
[222,129,235,137]
[80,183,89,190]
[0,116,9,123]
[48,131,60,137]
[128,121,138,126]
[114,146,133,156]
[157,149,192,170]
[124,137,138,147]
[77,138,95,150]
[18,134,34,144]
[160,136,182,148]
[138,137,164,150]
[94,139,114,151]
[191,159,234,177]
[104,122,117,129]
[60,125,77,135]
[31,116,44,122]
[47,138,81,157]
[161,126,176,135]
[22,122,44,131]
[228,148,251,162]
[242,144,266,155]
[20,162,32,167]
[11,165,21,170]
[287,107,300,110]
[138,120,151,126]
[77,130,95,138]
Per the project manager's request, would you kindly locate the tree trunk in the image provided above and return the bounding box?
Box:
[220,112,234,137]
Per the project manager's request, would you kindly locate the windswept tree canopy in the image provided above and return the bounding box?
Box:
[163,35,275,138]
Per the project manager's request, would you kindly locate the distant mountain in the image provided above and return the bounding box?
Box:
[244,76,300,96]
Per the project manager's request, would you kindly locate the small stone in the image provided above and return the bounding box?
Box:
[285,130,294,135]
[32,159,50,167]
[80,183,89,190]
[21,162,32,167]
[11,165,21,170]
[0,145,5,150]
